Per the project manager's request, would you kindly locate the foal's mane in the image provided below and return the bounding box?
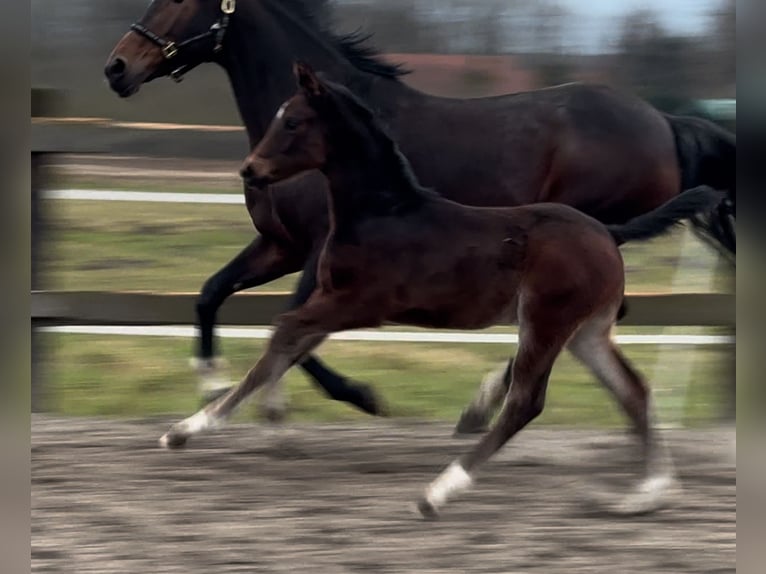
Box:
[320,77,437,201]
[263,0,410,80]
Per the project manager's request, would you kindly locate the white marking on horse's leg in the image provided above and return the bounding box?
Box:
[454,365,508,434]
[475,366,508,413]
[419,461,473,517]
[159,408,221,449]
[190,356,232,394]
[615,472,682,515]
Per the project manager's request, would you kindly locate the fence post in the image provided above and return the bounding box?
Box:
[31,151,46,412]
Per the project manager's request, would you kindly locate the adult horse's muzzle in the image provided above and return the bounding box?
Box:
[104,33,166,98]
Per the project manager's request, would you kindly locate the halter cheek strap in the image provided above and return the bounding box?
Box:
[130,0,236,82]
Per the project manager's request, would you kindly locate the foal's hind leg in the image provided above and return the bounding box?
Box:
[418,328,565,518]
[567,314,679,514]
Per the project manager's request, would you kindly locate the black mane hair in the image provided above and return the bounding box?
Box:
[319,75,438,201]
[268,0,410,79]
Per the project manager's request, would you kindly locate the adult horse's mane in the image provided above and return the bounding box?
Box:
[266,0,410,79]
[320,75,438,201]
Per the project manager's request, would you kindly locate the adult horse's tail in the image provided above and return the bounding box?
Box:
[664,114,736,260]
[607,185,724,247]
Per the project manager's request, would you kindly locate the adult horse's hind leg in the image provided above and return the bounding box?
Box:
[272,252,386,418]
[417,326,565,519]
[567,312,680,514]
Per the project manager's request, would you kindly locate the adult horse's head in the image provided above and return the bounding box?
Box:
[105,0,237,97]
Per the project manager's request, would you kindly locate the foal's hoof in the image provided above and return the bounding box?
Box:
[416,498,440,521]
[453,407,490,437]
[159,430,189,450]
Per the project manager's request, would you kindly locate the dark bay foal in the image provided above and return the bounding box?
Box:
[160,63,721,517]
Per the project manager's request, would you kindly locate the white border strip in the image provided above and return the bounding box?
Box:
[44,189,244,205]
[39,325,734,346]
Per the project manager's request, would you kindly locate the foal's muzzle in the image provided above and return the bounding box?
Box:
[240,161,273,189]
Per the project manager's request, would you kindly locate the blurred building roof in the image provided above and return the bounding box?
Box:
[383,53,538,97]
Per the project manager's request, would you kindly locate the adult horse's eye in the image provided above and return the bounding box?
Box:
[284,118,301,131]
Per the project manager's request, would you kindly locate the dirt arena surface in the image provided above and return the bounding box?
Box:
[32,415,736,573]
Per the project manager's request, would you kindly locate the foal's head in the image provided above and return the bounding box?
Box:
[241,62,431,204]
[239,62,339,188]
[240,62,330,188]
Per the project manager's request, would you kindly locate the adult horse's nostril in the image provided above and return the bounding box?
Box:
[105,57,127,79]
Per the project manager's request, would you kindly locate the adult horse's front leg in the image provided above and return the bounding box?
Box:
[267,253,387,418]
[193,236,301,402]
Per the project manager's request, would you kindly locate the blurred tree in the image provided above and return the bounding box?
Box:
[614,8,702,110]
[709,0,736,94]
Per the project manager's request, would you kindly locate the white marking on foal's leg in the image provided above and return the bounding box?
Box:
[418,461,473,518]
[159,408,222,449]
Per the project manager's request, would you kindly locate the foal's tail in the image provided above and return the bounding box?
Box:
[607,185,724,247]
[664,113,736,258]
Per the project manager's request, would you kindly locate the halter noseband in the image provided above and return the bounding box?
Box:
[130,0,236,82]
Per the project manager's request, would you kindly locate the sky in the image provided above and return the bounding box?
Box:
[555,0,726,52]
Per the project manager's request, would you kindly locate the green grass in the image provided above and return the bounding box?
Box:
[42,333,733,427]
[44,198,734,294]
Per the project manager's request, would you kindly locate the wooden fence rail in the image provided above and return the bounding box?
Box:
[32,290,735,327]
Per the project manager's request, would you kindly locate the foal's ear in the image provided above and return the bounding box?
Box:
[293,61,324,98]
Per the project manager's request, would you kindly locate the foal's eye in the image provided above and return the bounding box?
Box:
[284,118,301,131]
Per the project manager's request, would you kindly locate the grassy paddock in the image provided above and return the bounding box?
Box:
[44,198,734,294]
[43,333,733,427]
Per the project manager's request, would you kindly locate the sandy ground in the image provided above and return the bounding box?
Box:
[32,416,735,574]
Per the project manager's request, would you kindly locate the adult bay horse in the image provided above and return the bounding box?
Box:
[105,0,736,425]
[160,62,722,517]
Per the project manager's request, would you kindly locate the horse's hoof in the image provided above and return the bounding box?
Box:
[453,407,490,436]
[355,383,388,417]
[416,498,440,520]
[159,430,188,450]
[613,475,682,515]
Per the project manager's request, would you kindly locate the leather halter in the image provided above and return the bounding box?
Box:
[130,0,236,82]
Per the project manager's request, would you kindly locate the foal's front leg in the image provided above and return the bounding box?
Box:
[160,294,370,449]
[162,322,326,449]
